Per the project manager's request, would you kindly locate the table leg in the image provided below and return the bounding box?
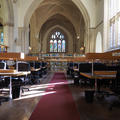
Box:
[9,76,12,99]
[95,78,97,91]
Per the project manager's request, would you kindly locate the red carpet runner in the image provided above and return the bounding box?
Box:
[29,72,80,120]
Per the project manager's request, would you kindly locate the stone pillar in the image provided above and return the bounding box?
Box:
[77,29,85,53]
[84,27,96,53]
[89,28,96,52]
[17,27,24,52]
[18,27,29,54]
[39,32,42,52]
[24,27,29,54]
[3,25,14,52]
[84,28,90,53]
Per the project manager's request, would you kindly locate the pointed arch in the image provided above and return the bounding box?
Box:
[23,0,90,29]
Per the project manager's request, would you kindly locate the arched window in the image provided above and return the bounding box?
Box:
[107,0,120,50]
[50,40,54,52]
[49,31,66,52]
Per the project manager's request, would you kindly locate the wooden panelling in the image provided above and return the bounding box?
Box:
[45,57,87,62]
[24,56,38,61]
[94,71,117,75]
[0,69,15,73]
[0,53,21,60]
[86,53,120,60]
[0,53,38,61]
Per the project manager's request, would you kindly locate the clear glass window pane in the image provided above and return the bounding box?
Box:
[118,18,120,46]
[110,24,113,48]
[113,23,116,47]
[58,32,60,35]
[56,32,58,36]
[108,0,120,50]
[62,35,64,39]
[51,35,54,39]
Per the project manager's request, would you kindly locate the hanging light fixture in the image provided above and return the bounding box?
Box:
[80,46,84,51]
[80,46,85,54]
[29,46,32,50]
[77,35,80,40]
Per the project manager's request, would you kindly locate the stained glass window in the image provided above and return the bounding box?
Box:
[1,32,4,44]
[50,40,54,52]
[58,40,61,52]
[62,40,65,52]
[54,40,57,52]
[49,31,66,52]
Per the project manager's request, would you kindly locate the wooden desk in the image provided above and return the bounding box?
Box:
[42,67,46,69]
[73,68,79,72]
[80,72,116,91]
[31,67,41,72]
[80,72,116,79]
[0,70,31,99]
[94,71,117,75]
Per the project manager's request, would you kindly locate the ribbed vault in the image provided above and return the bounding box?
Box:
[30,0,85,54]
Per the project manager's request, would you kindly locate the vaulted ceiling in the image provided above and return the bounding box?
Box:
[30,0,85,35]
[29,0,86,53]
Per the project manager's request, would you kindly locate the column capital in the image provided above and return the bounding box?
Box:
[3,23,14,27]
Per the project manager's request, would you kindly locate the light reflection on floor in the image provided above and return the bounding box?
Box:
[15,81,72,101]
[15,91,56,100]
[0,80,73,101]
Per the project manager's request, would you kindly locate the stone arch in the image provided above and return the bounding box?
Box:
[95,32,102,53]
[72,0,90,28]
[24,0,90,29]
[29,12,78,54]
[23,0,90,53]
[36,12,78,36]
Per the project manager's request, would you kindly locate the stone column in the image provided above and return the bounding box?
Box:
[84,27,96,53]
[3,24,14,52]
[18,27,29,54]
[24,27,29,54]
[77,29,85,53]
[39,32,42,52]
[89,28,96,52]
[17,27,24,52]
[84,28,90,53]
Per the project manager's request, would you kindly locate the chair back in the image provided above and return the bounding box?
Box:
[0,61,6,69]
[16,62,30,72]
[74,63,79,69]
[79,63,92,73]
[93,63,106,71]
[111,69,120,94]
[35,62,41,69]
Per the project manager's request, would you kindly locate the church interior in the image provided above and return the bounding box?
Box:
[0,0,120,120]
